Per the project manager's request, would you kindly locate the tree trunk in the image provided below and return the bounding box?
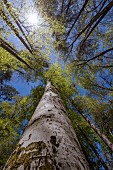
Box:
[74,104,113,152]
[76,121,109,170]
[4,81,89,170]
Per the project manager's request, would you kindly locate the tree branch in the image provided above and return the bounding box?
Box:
[67,0,89,38]
[77,47,113,65]
[69,1,113,47]
[0,38,33,69]
[1,9,33,54]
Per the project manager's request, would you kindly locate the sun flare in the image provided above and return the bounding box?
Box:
[27,13,40,25]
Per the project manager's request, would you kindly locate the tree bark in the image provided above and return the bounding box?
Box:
[4,81,89,170]
[73,105,113,152]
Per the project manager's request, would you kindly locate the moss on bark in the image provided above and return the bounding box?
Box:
[5,141,47,170]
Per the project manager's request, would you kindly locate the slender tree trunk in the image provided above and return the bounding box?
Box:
[4,81,89,170]
[76,122,109,170]
[74,105,113,152]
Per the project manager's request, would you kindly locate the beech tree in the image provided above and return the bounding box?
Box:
[3,81,89,169]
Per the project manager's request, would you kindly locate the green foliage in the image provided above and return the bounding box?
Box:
[0,102,20,167]
[0,47,18,72]
[0,85,45,168]
[0,70,19,101]
[0,84,19,101]
[45,63,75,101]
[18,85,45,120]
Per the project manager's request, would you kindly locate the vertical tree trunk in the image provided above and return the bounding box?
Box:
[4,81,89,170]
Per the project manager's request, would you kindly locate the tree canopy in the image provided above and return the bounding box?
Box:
[0,0,113,169]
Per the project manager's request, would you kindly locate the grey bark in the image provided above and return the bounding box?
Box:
[4,81,89,170]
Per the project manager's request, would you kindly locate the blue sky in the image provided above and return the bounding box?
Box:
[7,72,40,96]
